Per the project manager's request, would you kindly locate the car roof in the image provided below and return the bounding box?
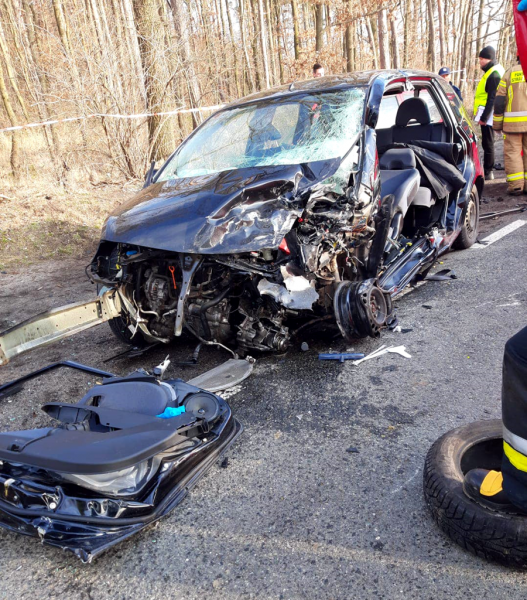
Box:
[222,69,441,109]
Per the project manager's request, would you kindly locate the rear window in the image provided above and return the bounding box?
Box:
[376,96,399,129]
[376,89,443,129]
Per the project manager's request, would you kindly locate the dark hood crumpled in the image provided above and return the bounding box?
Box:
[391,141,467,199]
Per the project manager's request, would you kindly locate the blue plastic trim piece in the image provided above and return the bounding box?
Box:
[156,406,186,419]
[318,353,365,362]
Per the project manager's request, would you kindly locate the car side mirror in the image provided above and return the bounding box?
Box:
[143,161,158,188]
[366,106,379,129]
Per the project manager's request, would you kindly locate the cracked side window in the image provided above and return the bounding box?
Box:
[156,88,366,181]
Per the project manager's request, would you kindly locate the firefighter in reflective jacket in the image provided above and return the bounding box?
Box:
[493,59,527,195]
[464,326,527,513]
[474,46,504,181]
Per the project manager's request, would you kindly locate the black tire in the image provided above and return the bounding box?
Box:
[423,419,527,568]
[97,284,148,347]
[453,186,480,249]
[108,315,148,347]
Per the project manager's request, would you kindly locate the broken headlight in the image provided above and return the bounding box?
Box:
[59,457,161,497]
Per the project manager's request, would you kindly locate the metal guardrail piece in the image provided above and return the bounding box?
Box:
[0,291,121,366]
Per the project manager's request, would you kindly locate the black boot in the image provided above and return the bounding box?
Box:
[463,469,521,512]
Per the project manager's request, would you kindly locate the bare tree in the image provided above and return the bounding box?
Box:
[0,0,513,186]
[0,61,20,179]
[389,10,400,69]
[133,0,174,161]
[315,3,324,53]
[377,8,390,69]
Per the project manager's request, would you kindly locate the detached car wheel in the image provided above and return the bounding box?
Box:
[423,419,527,568]
[453,186,480,249]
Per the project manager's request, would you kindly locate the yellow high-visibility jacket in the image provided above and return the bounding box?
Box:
[493,64,527,132]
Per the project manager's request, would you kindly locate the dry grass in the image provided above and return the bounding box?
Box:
[0,124,142,271]
[0,184,137,271]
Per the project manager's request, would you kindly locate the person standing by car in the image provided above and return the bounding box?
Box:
[473,46,505,180]
[312,63,325,78]
[493,57,527,195]
[438,67,462,101]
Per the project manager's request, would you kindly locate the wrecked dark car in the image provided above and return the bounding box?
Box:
[0,361,242,562]
[87,71,484,354]
[88,72,483,354]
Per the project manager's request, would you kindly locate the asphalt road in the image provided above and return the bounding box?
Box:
[0,215,526,599]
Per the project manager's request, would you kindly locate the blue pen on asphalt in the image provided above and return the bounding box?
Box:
[318,353,365,363]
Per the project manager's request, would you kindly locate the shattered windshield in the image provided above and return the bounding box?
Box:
[157,88,366,180]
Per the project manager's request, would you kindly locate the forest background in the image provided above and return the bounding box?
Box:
[0,0,517,266]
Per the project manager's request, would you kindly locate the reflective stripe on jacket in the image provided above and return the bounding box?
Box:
[474,64,505,116]
[494,64,527,132]
[501,326,527,511]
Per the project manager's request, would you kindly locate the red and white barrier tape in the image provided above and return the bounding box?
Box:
[0,104,225,134]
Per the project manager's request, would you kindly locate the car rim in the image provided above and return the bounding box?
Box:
[464,195,477,234]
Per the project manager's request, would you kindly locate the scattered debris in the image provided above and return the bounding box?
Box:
[352,345,411,366]
[187,358,254,392]
[426,268,457,281]
[388,316,400,330]
[300,342,309,352]
[422,304,433,310]
[152,355,170,378]
[346,446,360,453]
[480,205,527,221]
[103,342,161,363]
[220,384,243,400]
[318,352,365,362]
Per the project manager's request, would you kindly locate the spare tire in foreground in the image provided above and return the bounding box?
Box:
[423,419,527,568]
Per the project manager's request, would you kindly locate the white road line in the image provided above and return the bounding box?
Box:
[471,219,526,249]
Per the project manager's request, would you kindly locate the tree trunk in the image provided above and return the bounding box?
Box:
[120,0,146,100]
[238,0,256,92]
[315,3,324,53]
[389,11,400,69]
[169,0,203,126]
[274,0,285,82]
[249,0,262,89]
[20,0,61,172]
[437,0,445,66]
[225,0,241,96]
[366,17,378,69]
[345,2,355,73]
[403,0,410,67]
[0,19,30,121]
[291,0,300,60]
[257,0,270,87]
[133,0,174,161]
[427,0,436,72]
[0,62,20,180]
[377,9,390,69]
[52,0,73,55]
